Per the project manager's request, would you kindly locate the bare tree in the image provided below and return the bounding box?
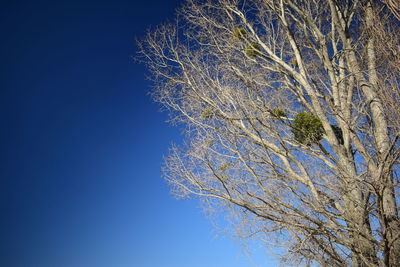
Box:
[138,0,400,266]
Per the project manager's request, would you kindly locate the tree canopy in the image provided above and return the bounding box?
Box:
[138,0,400,266]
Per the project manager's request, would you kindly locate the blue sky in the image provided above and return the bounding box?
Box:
[0,0,279,266]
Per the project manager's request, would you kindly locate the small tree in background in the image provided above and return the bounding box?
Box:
[138,0,400,266]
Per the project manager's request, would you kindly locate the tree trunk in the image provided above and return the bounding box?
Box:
[365,2,400,265]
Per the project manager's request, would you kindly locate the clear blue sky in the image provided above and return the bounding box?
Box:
[0,0,279,266]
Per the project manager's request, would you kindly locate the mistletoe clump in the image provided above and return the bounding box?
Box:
[270,108,286,118]
[292,112,324,145]
[233,27,247,40]
[201,106,214,119]
[245,42,261,57]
